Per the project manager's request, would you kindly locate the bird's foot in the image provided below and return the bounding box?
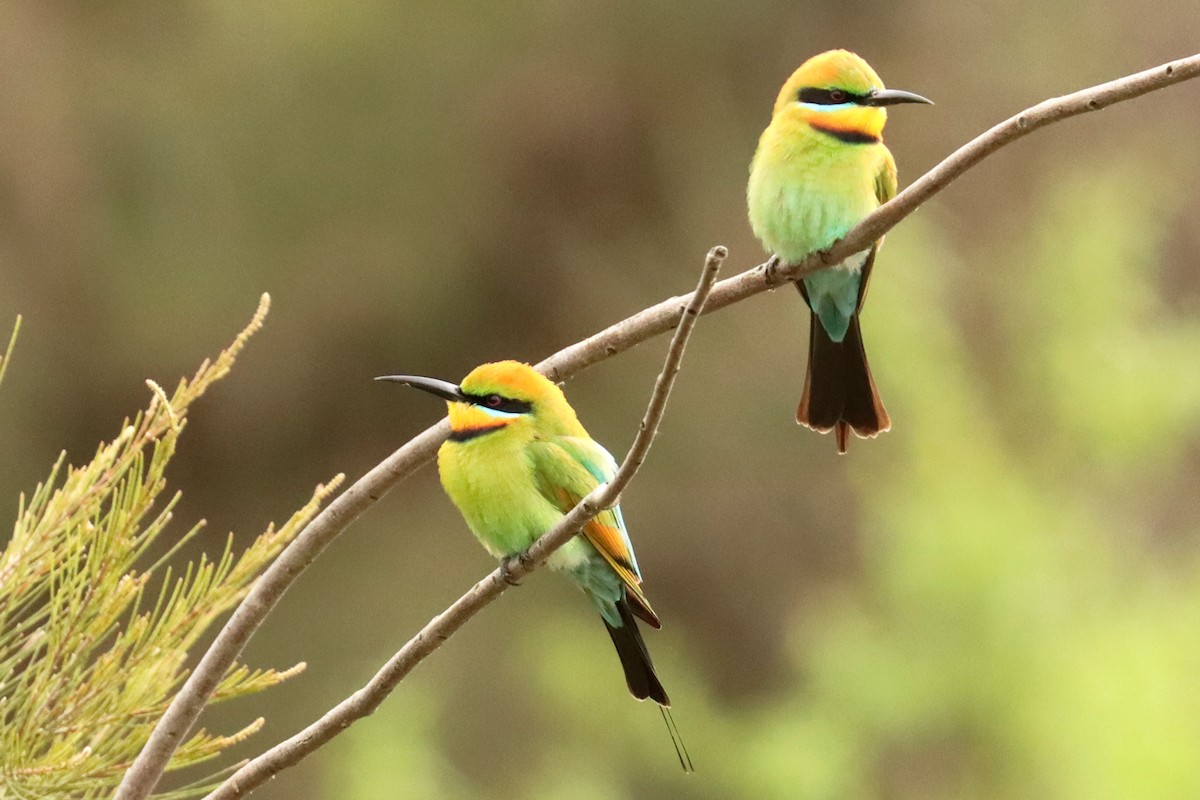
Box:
[500,553,532,586]
[763,255,783,285]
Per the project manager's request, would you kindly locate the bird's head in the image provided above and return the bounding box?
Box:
[377,360,582,442]
[772,49,932,143]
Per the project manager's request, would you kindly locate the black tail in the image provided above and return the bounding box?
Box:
[794,260,890,454]
[796,309,890,453]
[603,598,693,772]
[603,597,668,705]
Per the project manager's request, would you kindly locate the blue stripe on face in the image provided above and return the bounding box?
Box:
[799,101,858,113]
[476,405,525,419]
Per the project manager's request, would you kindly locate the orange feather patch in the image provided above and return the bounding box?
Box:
[552,486,661,629]
[460,360,548,400]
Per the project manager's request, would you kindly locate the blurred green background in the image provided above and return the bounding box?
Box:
[3,2,1200,798]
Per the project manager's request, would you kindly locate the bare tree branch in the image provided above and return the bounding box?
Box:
[115,52,1200,800]
[201,246,725,800]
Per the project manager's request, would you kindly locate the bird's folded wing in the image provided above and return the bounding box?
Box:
[860,150,897,308]
[529,437,660,628]
[875,149,898,205]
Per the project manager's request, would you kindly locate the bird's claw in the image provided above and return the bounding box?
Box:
[500,553,530,586]
[763,255,786,286]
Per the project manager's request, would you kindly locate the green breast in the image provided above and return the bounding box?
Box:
[437,435,561,558]
[748,127,882,264]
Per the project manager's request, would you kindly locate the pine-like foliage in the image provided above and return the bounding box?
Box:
[0,296,342,798]
[0,317,17,390]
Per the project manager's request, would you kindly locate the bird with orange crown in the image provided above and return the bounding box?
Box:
[748,50,932,452]
[377,360,691,770]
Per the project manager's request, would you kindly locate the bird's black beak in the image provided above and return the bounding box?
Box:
[375,374,465,403]
[862,88,934,107]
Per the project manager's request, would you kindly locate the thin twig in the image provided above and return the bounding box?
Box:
[201,246,725,800]
[115,53,1200,800]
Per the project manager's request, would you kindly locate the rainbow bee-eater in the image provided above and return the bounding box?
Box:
[377,360,690,770]
[747,50,931,452]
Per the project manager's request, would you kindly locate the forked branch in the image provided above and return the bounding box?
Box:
[201,246,725,799]
[116,52,1200,800]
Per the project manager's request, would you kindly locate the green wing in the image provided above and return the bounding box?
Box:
[528,436,660,628]
[853,147,898,312]
[876,148,898,205]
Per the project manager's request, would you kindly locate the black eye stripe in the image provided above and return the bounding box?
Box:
[798,87,867,105]
[463,393,532,414]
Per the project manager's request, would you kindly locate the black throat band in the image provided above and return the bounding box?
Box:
[448,423,508,442]
[811,123,879,145]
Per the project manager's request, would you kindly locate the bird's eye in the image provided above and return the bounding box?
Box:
[485,394,503,407]
[798,87,854,105]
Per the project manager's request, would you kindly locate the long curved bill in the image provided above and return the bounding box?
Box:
[375,374,465,402]
[863,88,934,107]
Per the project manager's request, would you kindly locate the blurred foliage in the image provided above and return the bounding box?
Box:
[1,1,1199,798]
[0,299,339,798]
[333,158,1200,800]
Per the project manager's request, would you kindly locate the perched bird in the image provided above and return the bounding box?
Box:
[747,49,932,452]
[377,360,690,770]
